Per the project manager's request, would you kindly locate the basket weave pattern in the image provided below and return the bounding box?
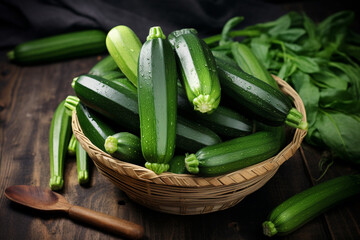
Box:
[72,76,307,215]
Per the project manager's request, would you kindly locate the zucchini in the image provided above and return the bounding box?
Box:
[88,55,120,77]
[49,100,72,190]
[185,131,283,177]
[109,78,137,93]
[231,42,277,89]
[68,134,77,156]
[104,132,144,165]
[76,140,89,184]
[72,74,140,133]
[168,155,188,174]
[137,26,178,174]
[67,133,89,184]
[215,57,308,130]
[8,30,107,64]
[263,174,360,237]
[71,74,221,153]
[168,28,221,113]
[177,84,253,138]
[68,99,116,152]
[106,25,142,87]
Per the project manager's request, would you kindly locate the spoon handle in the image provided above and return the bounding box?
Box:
[68,205,144,239]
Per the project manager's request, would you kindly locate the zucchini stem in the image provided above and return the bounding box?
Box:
[64,95,80,114]
[285,108,308,130]
[262,221,278,237]
[68,134,77,156]
[193,94,216,113]
[146,26,166,41]
[145,162,169,174]
[77,170,89,184]
[7,50,15,60]
[49,176,64,191]
[184,153,200,174]
[104,136,118,154]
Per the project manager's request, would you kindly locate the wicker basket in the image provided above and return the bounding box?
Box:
[72,76,307,215]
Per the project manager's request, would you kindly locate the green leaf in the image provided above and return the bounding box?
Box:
[320,88,360,114]
[312,70,348,90]
[220,16,244,45]
[268,14,292,37]
[316,110,360,163]
[291,55,320,73]
[291,71,320,128]
[278,28,306,42]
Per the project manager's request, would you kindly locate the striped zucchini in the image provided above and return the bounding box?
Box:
[8,30,107,64]
[106,25,142,87]
[168,28,221,113]
[185,131,283,176]
[215,57,308,130]
[137,26,178,174]
[49,100,72,190]
[104,132,144,165]
[263,174,360,237]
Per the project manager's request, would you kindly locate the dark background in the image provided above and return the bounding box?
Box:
[1,0,359,49]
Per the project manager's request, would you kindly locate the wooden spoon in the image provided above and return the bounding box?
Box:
[4,185,144,239]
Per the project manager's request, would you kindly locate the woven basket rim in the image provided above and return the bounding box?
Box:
[72,76,307,188]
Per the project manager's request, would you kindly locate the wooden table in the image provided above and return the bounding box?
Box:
[0,48,359,240]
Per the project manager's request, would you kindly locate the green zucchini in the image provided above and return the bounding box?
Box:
[104,132,144,165]
[76,140,89,184]
[88,55,121,77]
[106,25,142,87]
[8,30,107,64]
[168,28,221,113]
[49,100,72,190]
[69,99,116,152]
[215,57,308,130]
[263,174,360,237]
[185,131,282,177]
[177,84,253,138]
[231,42,277,89]
[72,74,140,133]
[68,134,77,156]
[109,78,137,93]
[168,155,188,174]
[137,26,178,174]
[71,74,221,153]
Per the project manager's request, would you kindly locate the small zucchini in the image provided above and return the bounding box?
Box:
[8,30,107,64]
[168,28,221,113]
[76,140,89,184]
[215,57,308,130]
[137,26,178,174]
[49,100,72,190]
[106,25,142,87]
[185,131,283,177]
[263,174,360,237]
[67,134,77,156]
[104,132,144,165]
[67,133,89,184]
[71,74,221,153]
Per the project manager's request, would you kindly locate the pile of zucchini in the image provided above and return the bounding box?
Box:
[14,22,358,238]
[46,24,308,183]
